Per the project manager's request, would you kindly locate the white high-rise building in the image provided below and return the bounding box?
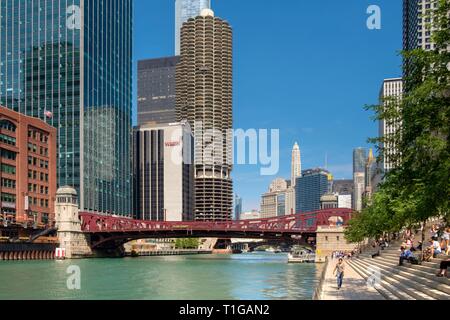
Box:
[379,78,403,172]
[175,0,211,55]
[291,142,302,187]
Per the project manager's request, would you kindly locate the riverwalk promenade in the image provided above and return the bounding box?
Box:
[320,258,385,300]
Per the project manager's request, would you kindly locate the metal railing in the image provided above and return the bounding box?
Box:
[313,256,329,300]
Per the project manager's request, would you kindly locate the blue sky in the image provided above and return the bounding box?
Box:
[134,0,403,211]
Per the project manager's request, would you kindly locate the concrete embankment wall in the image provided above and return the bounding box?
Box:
[0,243,56,261]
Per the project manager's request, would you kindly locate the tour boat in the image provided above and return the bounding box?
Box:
[288,249,316,263]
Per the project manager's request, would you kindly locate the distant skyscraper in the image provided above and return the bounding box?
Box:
[332,180,354,196]
[261,179,288,219]
[353,148,367,174]
[234,195,243,220]
[379,78,403,172]
[295,169,330,214]
[291,142,302,187]
[138,57,180,125]
[175,0,211,55]
[0,0,133,216]
[176,9,233,221]
[364,149,377,204]
[353,148,367,211]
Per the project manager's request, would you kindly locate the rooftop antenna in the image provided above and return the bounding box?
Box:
[325,152,328,170]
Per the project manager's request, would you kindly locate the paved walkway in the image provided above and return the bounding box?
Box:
[320,259,385,300]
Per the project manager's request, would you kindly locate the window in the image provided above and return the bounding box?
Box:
[42,213,49,224]
[1,164,16,175]
[1,178,16,189]
[1,193,16,203]
[1,149,16,160]
[0,133,16,146]
[0,120,16,132]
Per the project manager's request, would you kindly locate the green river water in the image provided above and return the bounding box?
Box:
[0,253,320,300]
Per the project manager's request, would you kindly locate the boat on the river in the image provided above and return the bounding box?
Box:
[288,248,316,263]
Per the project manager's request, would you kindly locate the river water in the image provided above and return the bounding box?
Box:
[0,253,321,300]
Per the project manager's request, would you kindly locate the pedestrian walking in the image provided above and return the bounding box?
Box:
[333,258,345,290]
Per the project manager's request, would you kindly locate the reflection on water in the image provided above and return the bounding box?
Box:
[0,253,321,300]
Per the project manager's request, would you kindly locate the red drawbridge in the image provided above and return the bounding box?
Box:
[79,209,353,249]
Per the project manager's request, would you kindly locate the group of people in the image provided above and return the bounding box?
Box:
[331,251,356,260]
[398,224,449,278]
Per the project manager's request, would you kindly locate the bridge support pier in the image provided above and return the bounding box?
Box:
[55,187,94,259]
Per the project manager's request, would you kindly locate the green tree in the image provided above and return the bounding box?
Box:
[347,0,450,241]
[175,238,200,249]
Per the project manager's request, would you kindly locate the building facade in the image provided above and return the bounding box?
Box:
[0,106,57,227]
[133,122,194,222]
[338,195,353,209]
[320,194,339,210]
[291,142,302,187]
[295,169,330,214]
[0,0,133,216]
[175,0,211,55]
[234,195,242,220]
[353,148,367,212]
[260,178,288,219]
[240,210,260,220]
[137,57,180,125]
[332,179,354,197]
[379,78,404,172]
[176,9,233,221]
[363,149,377,204]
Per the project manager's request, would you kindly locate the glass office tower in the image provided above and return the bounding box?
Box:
[175,0,210,55]
[0,0,133,216]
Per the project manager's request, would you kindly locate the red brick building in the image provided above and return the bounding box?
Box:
[0,106,57,227]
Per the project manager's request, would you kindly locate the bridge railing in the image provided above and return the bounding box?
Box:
[79,208,353,234]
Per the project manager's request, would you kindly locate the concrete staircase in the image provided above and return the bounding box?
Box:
[347,245,450,300]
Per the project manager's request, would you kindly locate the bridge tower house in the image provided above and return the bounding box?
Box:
[55,187,93,259]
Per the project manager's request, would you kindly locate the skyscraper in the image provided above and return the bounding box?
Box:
[176,9,233,221]
[353,148,367,211]
[261,178,287,219]
[133,121,194,222]
[295,169,330,214]
[291,142,302,187]
[403,0,438,52]
[379,78,403,172]
[234,195,242,221]
[175,0,211,55]
[137,57,180,125]
[0,0,133,216]
[364,149,377,203]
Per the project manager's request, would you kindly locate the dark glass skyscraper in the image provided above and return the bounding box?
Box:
[0,0,133,216]
[137,57,180,125]
[295,169,330,214]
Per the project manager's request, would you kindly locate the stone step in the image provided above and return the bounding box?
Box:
[355,258,448,300]
[370,257,450,287]
[359,257,450,295]
[380,251,448,263]
[375,255,442,271]
[351,258,435,300]
[347,260,399,300]
[348,259,413,300]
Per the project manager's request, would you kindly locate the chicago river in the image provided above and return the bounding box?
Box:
[0,253,320,300]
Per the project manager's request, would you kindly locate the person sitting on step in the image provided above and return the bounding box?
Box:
[430,237,442,258]
[436,258,449,278]
[399,246,419,266]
